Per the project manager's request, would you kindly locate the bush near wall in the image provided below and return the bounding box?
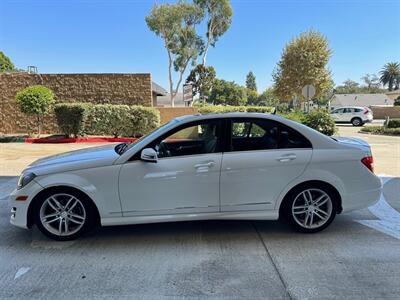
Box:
[55,103,160,138]
[54,103,92,137]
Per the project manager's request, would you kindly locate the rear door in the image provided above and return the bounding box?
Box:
[342,108,354,122]
[220,118,313,211]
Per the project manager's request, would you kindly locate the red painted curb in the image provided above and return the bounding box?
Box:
[25,137,137,144]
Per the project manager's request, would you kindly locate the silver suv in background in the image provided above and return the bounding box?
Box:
[330,106,373,126]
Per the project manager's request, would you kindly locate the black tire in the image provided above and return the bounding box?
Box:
[351,117,362,126]
[33,188,96,241]
[281,183,338,233]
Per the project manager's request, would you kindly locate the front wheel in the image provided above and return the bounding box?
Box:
[34,189,95,241]
[282,186,337,233]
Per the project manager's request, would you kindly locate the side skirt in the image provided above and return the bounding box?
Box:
[101,210,279,227]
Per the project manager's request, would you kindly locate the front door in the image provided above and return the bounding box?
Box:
[220,118,313,211]
[119,119,223,217]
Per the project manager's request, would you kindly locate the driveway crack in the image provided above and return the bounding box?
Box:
[252,222,293,300]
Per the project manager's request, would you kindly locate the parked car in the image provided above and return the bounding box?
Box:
[330,106,373,126]
[10,113,381,241]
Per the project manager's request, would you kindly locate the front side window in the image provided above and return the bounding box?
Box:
[151,120,221,158]
[333,108,344,114]
[230,119,311,152]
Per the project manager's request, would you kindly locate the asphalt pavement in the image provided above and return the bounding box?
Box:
[1,176,400,300]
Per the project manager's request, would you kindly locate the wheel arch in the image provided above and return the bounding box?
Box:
[27,185,101,228]
[278,180,343,219]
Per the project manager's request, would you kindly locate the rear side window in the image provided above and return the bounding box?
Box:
[354,108,363,112]
[230,119,311,152]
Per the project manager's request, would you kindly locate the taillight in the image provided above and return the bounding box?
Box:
[361,156,374,173]
[363,108,369,114]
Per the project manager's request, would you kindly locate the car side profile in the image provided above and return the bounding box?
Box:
[330,106,373,126]
[10,113,382,241]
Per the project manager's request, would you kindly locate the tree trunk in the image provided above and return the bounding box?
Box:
[202,35,211,66]
[37,115,41,138]
[167,51,175,107]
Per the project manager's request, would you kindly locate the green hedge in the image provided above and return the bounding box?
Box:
[198,105,336,136]
[361,126,400,135]
[197,105,275,114]
[54,103,92,137]
[55,103,160,138]
[387,118,400,128]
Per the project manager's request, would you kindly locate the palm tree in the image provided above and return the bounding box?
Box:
[379,62,400,91]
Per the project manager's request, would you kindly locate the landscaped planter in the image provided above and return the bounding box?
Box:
[25,137,137,144]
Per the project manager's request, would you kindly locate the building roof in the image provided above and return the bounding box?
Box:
[331,93,393,107]
[152,82,168,96]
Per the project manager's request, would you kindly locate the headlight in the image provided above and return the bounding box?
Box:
[17,172,36,190]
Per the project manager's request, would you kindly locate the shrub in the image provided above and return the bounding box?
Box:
[85,104,160,137]
[302,109,336,136]
[394,96,400,106]
[246,106,274,113]
[15,85,55,136]
[361,126,400,135]
[280,111,306,124]
[54,103,92,137]
[129,106,161,137]
[387,118,400,128]
[197,105,274,115]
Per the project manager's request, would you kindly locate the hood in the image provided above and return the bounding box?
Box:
[25,144,120,176]
[333,136,372,156]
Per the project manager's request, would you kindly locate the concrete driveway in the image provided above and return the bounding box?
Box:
[0,176,400,299]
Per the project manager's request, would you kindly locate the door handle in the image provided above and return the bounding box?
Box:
[194,161,215,168]
[277,154,297,162]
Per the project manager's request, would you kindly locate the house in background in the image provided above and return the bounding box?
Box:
[330,94,393,110]
[151,82,168,106]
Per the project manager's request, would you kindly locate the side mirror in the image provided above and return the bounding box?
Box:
[141,148,158,163]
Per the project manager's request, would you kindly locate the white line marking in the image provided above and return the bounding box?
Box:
[14,267,30,280]
[357,176,400,240]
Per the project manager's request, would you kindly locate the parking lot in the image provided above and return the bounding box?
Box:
[0,126,399,299]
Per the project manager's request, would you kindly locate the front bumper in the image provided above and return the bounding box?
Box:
[9,180,43,229]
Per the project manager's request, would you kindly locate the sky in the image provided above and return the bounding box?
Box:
[1,0,399,92]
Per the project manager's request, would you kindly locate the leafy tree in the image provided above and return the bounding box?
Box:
[194,0,233,65]
[209,79,247,106]
[185,64,216,102]
[380,62,400,91]
[334,79,360,94]
[245,71,257,91]
[246,88,259,105]
[272,30,333,103]
[0,51,15,72]
[257,88,278,106]
[361,73,380,89]
[145,2,204,106]
[15,85,55,137]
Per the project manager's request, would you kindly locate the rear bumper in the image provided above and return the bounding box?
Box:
[341,187,381,213]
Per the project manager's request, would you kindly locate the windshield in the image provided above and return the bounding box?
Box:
[114,119,180,155]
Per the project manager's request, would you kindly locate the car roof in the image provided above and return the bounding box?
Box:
[334,106,366,109]
[174,112,284,122]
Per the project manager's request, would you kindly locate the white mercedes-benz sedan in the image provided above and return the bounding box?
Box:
[10,113,381,241]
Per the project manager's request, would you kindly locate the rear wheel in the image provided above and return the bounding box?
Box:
[34,189,95,241]
[282,185,337,233]
[351,117,363,126]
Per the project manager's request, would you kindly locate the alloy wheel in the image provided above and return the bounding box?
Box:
[291,188,333,229]
[39,193,86,236]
